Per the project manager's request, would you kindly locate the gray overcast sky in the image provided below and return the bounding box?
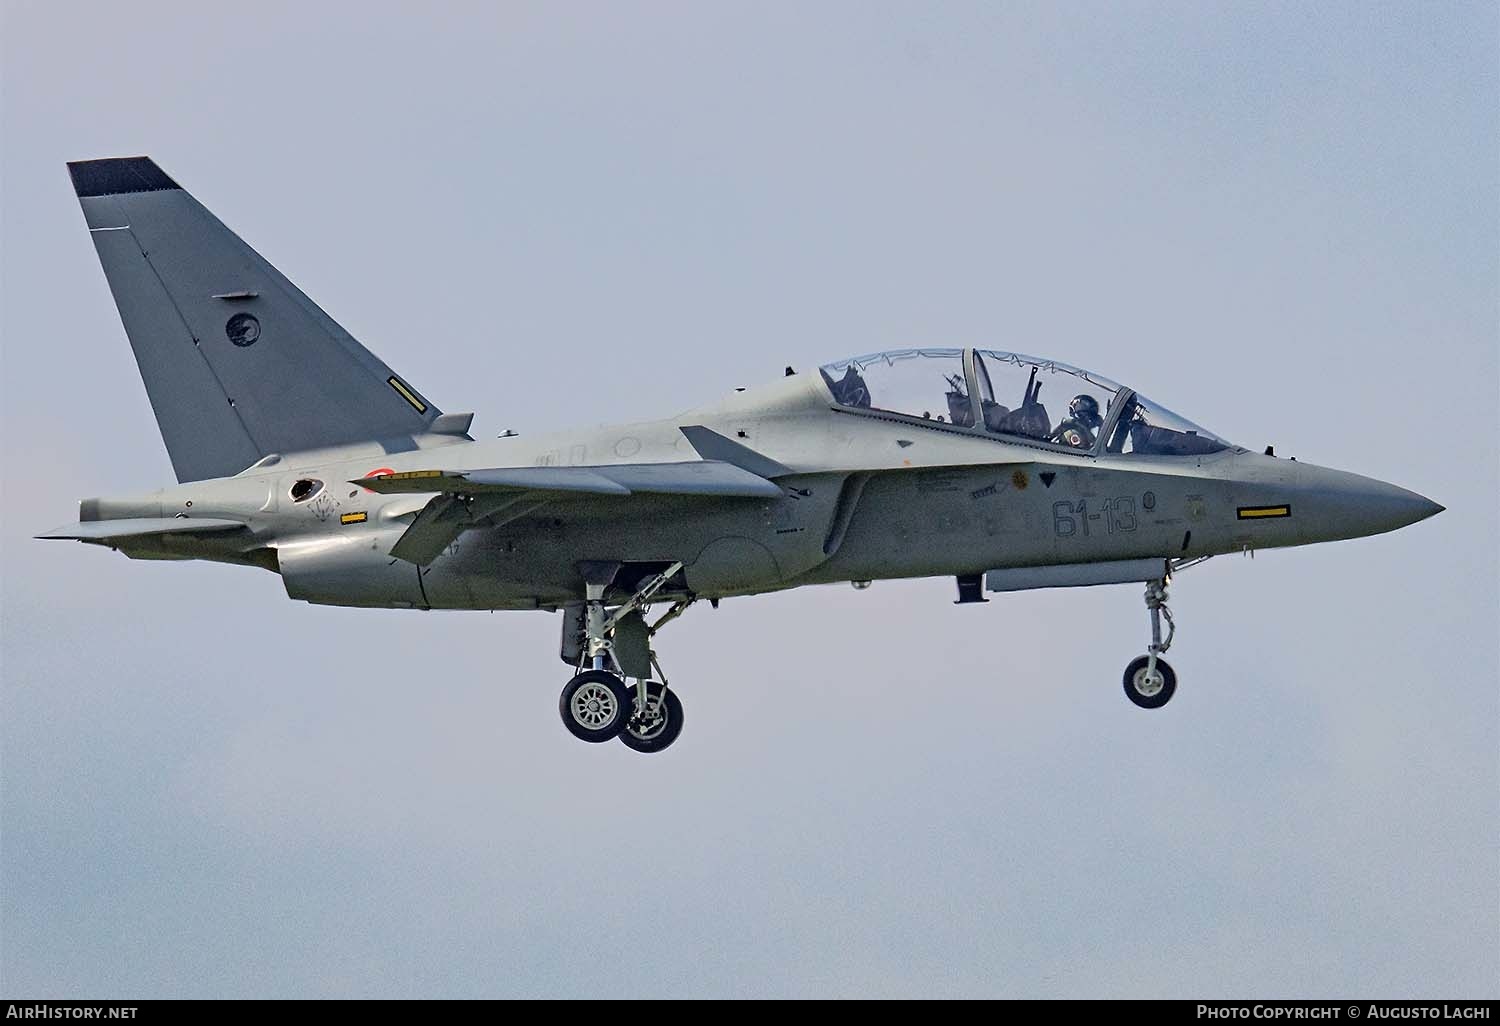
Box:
[2,0,1496,998]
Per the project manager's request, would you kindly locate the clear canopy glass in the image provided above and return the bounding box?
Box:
[973,350,1122,448]
[820,349,972,426]
[819,348,1232,456]
[1106,392,1230,456]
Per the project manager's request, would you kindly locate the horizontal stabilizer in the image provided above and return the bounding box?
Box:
[354,462,784,499]
[36,517,247,542]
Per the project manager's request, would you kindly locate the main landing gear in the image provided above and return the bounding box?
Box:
[558,561,690,753]
[559,670,633,742]
[1123,575,1178,709]
[616,680,685,754]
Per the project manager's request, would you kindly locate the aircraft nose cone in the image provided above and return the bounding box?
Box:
[1292,463,1443,539]
[1412,495,1444,521]
[1367,485,1444,531]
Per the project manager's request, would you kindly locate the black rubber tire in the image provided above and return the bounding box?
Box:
[1123,655,1177,709]
[559,670,633,742]
[618,681,684,754]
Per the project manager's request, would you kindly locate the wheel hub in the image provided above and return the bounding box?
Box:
[628,694,668,740]
[1133,667,1164,697]
[571,683,618,728]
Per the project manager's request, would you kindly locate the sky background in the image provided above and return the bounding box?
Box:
[2,0,1496,998]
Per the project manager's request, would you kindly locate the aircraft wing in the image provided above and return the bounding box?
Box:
[359,461,785,566]
[353,461,785,499]
[36,517,247,542]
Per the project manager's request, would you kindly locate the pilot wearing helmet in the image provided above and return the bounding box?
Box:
[1050,394,1103,449]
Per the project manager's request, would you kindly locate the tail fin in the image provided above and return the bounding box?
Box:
[68,156,461,482]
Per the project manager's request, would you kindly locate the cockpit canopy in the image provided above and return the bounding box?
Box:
[819,348,1232,457]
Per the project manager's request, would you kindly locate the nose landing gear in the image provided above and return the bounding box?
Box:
[1124,576,1177,709]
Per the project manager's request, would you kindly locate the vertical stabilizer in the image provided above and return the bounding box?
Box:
[69,156,456,482]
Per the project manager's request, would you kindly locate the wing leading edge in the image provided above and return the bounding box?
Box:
[354,461,784,499]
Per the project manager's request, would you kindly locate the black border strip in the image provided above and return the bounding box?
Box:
[1237,504,1292,520]
[67,157,180,197]
[387,376,429,414]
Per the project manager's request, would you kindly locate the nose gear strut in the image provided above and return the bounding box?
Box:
[1124,573,1178,709]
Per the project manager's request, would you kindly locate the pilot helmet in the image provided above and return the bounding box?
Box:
[1069,393,1101,426]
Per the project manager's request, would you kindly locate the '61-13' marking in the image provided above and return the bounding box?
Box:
[1054,498,1137,537]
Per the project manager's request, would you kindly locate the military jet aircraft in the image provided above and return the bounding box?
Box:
[42,156,1443,753]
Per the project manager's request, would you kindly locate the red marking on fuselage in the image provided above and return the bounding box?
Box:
[361,467,395,492]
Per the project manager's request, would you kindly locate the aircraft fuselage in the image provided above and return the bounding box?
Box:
[66,373,1439,612]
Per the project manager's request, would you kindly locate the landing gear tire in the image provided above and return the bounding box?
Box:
[1123,655,1176,709]
[618,681,684,754]
[560,670,633,742]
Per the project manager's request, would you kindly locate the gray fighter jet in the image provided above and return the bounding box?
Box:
[42,157,1443,753]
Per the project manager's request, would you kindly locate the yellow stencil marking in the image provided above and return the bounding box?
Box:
[1236,505,1291,520]
[387,376,428,414]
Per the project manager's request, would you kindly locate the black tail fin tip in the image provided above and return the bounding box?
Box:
[67,157,180,198]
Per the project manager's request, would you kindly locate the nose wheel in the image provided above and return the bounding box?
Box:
[1124,576,1178,709]
[1123,654,1176,708]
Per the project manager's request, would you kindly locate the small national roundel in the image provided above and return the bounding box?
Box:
[226,313,261,348]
